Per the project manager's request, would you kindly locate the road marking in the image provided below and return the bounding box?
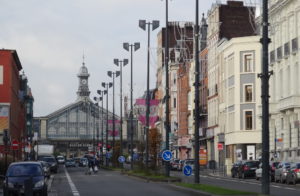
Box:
[64,167,80,196]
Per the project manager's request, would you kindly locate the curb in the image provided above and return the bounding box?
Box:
[122,172,181,183]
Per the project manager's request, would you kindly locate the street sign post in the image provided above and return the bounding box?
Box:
[162,150,172,161]
[183,165,192,176]
[118,156,125,163]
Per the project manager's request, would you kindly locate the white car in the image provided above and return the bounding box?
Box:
[255,163,262,180]
[57,156,65,164]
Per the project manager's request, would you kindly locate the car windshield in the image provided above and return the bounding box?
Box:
[245,162,259,167]
[41,157,56,163]
[7,164,43,177]
[174,160,180,163]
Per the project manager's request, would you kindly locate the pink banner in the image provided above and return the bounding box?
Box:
[108,120,120,136]
[135,99,159,127]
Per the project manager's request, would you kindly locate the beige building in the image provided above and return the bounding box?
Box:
[218,36,262,173]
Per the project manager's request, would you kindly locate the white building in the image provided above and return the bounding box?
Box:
[268,0,300,162]
[218,36,262,173]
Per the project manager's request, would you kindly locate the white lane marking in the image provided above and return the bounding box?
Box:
[64,167,80,196]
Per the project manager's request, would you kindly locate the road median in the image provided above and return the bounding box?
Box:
[121,170,181,182]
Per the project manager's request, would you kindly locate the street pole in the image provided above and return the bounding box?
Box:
[107,71,120,165]
[101,94,105,165]
[139,19,159,169]
[164,0,170,177]
[260,0,271,194]
[114,59,129,157]
[102,82,112,167]
[194,0,200,184]
[123,42,140,170]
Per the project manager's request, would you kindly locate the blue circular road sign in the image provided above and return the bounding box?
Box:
[183,165,193,176]
[106,153,112,159]
[118,156,125,163]
[162,150,172,161]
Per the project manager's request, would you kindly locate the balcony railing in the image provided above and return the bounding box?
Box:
[278,95,300,111]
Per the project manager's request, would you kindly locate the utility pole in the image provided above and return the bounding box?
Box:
[102,82,113,167]
[113,58,129,157]
[164,0,170,177]
[259,0,271,195]
[123,42,140,170]
[139,19,159,169]
[194,0,200,184]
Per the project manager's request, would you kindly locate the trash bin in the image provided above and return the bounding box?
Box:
[208,160,216,169]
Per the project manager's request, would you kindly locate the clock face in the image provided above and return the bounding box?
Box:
[81,79,87,85]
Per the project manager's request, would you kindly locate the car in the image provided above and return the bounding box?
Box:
[237,160,260,179]
[39,161,51,178]
[1,161,48,196]
[56,156,65,164]
[170,159,180,170]
[73,157,81,166]
[65,159,76,167]
[286,162,300,185]
[39,156,58,173]
[255,161,279,181]
[79,158,88,167]
[274,162,291,183]
[231,161,243,178]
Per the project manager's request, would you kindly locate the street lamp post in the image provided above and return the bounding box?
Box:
[102,82,113,167]
[94,89,107,165]
[194,0,200,184]
[113,58,129,157]
[107,71,120,164]
[123,42,140,170]
[138,19,159,169]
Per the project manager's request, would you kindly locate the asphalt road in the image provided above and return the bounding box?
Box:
[49,166,204,196]
[171,170,300,196]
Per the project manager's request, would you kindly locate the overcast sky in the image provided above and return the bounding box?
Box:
[0,0,260,116]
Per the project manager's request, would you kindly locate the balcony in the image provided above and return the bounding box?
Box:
[278,95,300,111]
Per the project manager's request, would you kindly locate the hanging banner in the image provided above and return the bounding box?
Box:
[135,99,159,128]
[108,120,120,137]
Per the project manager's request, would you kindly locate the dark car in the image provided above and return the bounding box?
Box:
[231,161,243,178]
[79,158,88,167]
[1,162,48,196]
[65,159,76,167]
[238,160,260,179]
[170,159,180,170]
[286,162,300,185]
[39,156,58,173]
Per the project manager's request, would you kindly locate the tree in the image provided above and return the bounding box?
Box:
[148,128,161,170]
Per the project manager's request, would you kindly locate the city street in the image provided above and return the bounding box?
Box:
[48,166,202,196]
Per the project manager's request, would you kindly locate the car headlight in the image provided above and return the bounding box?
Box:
[34,180,44,188]
[7,182,14,188]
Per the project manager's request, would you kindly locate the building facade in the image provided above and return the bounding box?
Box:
[218,36,262,173]
[268,0,300,162]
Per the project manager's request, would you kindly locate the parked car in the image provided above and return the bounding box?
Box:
[170,159,180,170]
[38,156,58,173]
[238,160,260,179]
[65,159,76,167]
[286,162,300,185]
[255,161,279,181]
[275,162,291,183]
[1,161,48,196]
[79,158,88,167]
[56,156,65,164]
[73,157,81,166]
[231,161,243,178]
[183,159,195,171]
[39,161,51,178]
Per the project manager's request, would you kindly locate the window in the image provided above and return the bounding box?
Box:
[244,54,253,72]
[292,38,298,53]
[173,73,176,85]
[245,85,253,102]
[0,65,3,85]
[284,42,290,57]
[173,98,176,108]
[277,47,283,60]
[270,50,275,63]
[245,111,253,130]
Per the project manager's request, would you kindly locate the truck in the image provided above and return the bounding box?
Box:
[34,144,54,157]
